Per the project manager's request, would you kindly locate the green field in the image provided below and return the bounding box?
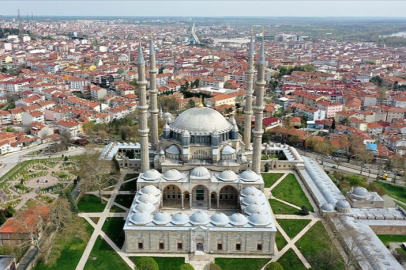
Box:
[270,199,300,215]
[124,173,139,181]
[102,217,126,249]
[278,219,312,239]
[84,238,130,270]
[261,173,284,188]
[376,182,406,204]
[275,231,288,251]
[272,174,314,211]
[277,249,306,270]
[114,195,135,208]
[78,195,106,212]
[131,257,185,270]
[378,235,406,246]
[119,179,138,191]
[215,258,270,270]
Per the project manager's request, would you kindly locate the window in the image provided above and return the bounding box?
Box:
[178,242,183,250]
[159,243,164,250]
[138,242,143,249]
[172,194,176,199]
[217,243,223,250]
[236,243,241,250]
[257,244,263,251]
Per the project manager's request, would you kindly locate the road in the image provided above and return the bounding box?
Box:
[191,23,200,44]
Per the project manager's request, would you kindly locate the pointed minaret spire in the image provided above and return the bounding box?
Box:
[149,31,159,151]
[252,27,266,174]
[137,34,150,173]
[244,27,255,151]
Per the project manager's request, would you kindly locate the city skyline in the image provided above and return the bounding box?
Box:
[2,1,406,18]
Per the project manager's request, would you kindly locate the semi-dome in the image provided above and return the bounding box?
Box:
[140,185,160,196]
[171,212,189,225]
[242,195,260,206]
[244,203,267,215]
[190,211,210,225]
[130,211,151,225]
[352,187,370,197]
[210,213,230,226]
[152,212,171,225]
[229,213,248,226]
[141,169,161,181]
[190,167,210,178]
[217,170,238,182]
[133,202,155,213]
[163,169,183,181]
[170,107,233,135]
[241,186,262,197]
[166,145,180,155]
[240,170,261,182]
[248,213,272,226]
[137,193,159,204]
[222,145,236,155]
[321,203,335,212]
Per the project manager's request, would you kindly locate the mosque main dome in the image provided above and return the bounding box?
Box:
[170,107,233,135]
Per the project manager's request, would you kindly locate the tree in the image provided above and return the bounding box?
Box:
[370,76,383,87]
[265,262,284,270]
[129,78,138,86]
[314,138,333,164]
[134,257,158,270]
[193,79,200,88]
[264,163,270,172]
[378,87,386,105]
[75,148,118,203]
[331,118,336,131]
[209,264,222,270]
[180,264,195,270]
[356,150,373,175]
[340,117,350,126]
[187,99,196,108]
[299,205,309,215]
[0,212,6,225]
[60,189,79,214]
[59,130,72,151]
[121,129,127,141]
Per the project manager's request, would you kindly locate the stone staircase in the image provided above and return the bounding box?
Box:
[188,252,214,270]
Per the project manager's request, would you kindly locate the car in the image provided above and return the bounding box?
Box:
[332,157,338,161]
[362,165,369,169]
[78,187,81,192]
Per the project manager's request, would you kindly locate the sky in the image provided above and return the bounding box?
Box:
[2,1,406,17]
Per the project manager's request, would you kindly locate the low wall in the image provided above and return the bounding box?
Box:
[369,225,406,235]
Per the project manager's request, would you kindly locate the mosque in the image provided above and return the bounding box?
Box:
[120,32,285,256]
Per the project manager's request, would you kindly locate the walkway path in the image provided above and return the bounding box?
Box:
[75,170,135,270]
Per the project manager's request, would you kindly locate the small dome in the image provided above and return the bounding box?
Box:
[335,199,351,210]
[152,212,171,225]
[137,193,159,204]
[241,186,262,197]
[163,112,173,122]
[217,170,238,182]
[229,213,248,226]
[240,170,260,182]
[141,169,161,181]
[140,185,160,196]
[190,211,210,225]
[171,212,189,225]
[133,202,155,213]
[166,145,180,155]
[182,129,190,137]
[241,195,260,206]
[222,145,236,155]
[244,203,266,215]
[163,169,183,181]
[130,211,151,225]
[352,187,370,197]
[210,213,230,226]
[248,213,272,226]
[190,167,210,178]
[321,203,335,212]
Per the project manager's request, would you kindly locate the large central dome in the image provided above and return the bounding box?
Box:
[170,107,233,134]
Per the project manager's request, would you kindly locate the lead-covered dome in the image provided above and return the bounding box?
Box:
[170,107,232,134]
[133,202,155,213]
[141,169,161,181]
[152,212,171,225]
[190,167,210,178]
[240,170,261,182]
[190,211,210,225]
[244,203,267,215]
[171,212,189,225]
[352,187,370,198]
[137,193,159,204]
[248,213,272,226]
[163,169,183,181]
[140,185,160,196]
[229,213,248,226]
[241,195,260,206]
[241,186,262,197]
[217,170,238,182]
[130,211,151,225]
[210,213,230,226]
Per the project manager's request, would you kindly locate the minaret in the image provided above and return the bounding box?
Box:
[244,28,255,151]
[252,28,266,174]
[137,35,150,173]
[18,8,24,41]
[149,32,159,151]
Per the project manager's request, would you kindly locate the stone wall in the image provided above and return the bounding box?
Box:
[369,225,406,235]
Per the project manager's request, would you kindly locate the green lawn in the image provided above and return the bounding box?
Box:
[378,235,406,246]
[277,219,312,239]
[275,231,288,251]
[277,249,306,270]
[272,174,314,212]
[376,182,406,204]
[34,219,93,270]
[102,218,126,249]
[215,258,270,270]
[261,173,284,188]
[270,199,300,215]
[119,179,138,191]
[84,238,131,270]
[396,201,406,210]
[131,257,185,270]
[124,173,139,181]
[114,195,135,208]
[110,205,126,213]
[296,221,343,269]
[78,195,106,213]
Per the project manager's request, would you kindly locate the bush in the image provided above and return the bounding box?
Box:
[135,257,158,270]
[265,262,284,270]
[299,205,309,215]
[210,263,222,270]
[180,263,194,270]
[369,182,386,196]
[346,175,366,186]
